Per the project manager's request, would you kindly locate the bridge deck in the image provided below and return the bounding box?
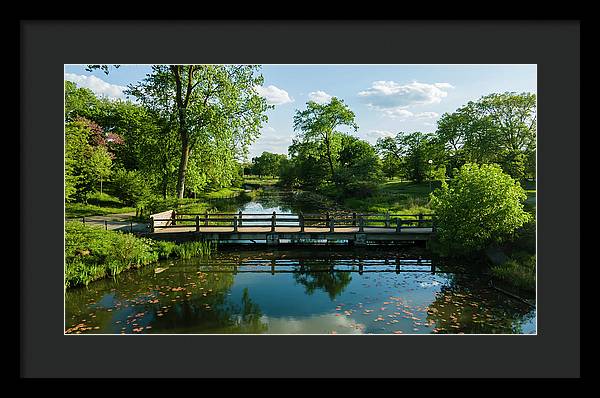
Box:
[153,226,433,234]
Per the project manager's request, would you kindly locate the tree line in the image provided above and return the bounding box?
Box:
[247,91,536,194]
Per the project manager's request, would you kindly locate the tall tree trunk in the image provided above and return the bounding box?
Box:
[161,172,169,199]
[176,136,190,199]
[325,133,336,182]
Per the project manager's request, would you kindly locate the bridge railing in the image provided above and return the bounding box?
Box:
[150,211,434,233]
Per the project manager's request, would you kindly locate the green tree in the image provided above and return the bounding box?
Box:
[336,133,382,185]
[163,65,270,198]
[65,120,92,202]
[251,151,287,177]
[85,146,112,195]
[430,163,532,256]
[293,97,358,183]
[111,169,152,209]
[64,81,101,122]
[435,92,536,171]
[282,138,331,189]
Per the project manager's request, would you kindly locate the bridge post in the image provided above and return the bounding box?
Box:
[431,262,436,275]
[233,216,238,232]
[326,212,330,228]
[329,217,335,232]
[396,218,401,232]
[358,216,364,232]
[204,211,209,226]
[196,215,200,232]
[352,212,356,226]
[271,211,276,232]
[172,210,177,226]
[238,211,243,227]
[395,257,400,274]
[299,212,305,232]
[385,212,390,228]
[418,213,423,226]
[150,216,154,233]
[359,259,364,275]
[105,220,108,230]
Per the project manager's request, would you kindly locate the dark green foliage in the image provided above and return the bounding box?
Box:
[250,152,287,177]
[491,253,536,293]
[375,132,446,183]
[111,169,152,207]
[335,134,383,186]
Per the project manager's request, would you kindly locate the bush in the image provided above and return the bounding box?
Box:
[340,181,378,198]
[111,169,152,207]
[430,163,532,256]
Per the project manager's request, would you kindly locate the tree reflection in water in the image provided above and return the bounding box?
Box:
[65,261,268,334]
[293,262,352,300]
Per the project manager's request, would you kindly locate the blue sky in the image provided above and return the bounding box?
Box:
[64,64,537,160]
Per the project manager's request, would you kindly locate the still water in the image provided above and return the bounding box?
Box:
[65,248,536,334]
[64,190,536,334]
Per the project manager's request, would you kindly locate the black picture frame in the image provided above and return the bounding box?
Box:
[20,20,580,378]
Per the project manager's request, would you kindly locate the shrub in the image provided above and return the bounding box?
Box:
[430,163,532,256]
[111,169,152,207]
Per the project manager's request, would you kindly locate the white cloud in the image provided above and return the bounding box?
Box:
[308,90,333,104]
[358,80,453,112]
[366,130,396,139]
[254,85,293,105]
[377,108,440,120]
[248,125,292,158]
[64,73,127,100]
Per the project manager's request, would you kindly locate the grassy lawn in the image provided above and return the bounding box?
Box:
[340,179,435,214]
[65,193,135,218]
[243,175,279,187]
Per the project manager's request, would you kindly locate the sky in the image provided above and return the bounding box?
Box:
[64,64,537,160]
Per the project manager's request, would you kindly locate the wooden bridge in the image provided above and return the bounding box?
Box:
[147,211,435,245]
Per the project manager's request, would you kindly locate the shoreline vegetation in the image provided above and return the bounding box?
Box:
[65,221,215,289]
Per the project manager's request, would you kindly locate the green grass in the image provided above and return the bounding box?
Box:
[65,192,135,218]
[65,221,215,289]
[337,179,435,214]
[243,175,279,187]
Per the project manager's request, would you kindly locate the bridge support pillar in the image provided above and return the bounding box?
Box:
[266,234,279,246]
[355,233,367,246]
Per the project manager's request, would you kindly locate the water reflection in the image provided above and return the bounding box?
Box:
[65,249,536,335]
[293,264,353,300]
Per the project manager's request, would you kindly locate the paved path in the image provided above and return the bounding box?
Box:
[66,212,150,233]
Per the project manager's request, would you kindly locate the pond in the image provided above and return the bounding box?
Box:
[64,189,536,334]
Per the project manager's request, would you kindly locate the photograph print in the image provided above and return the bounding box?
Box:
[64,64,537,335]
